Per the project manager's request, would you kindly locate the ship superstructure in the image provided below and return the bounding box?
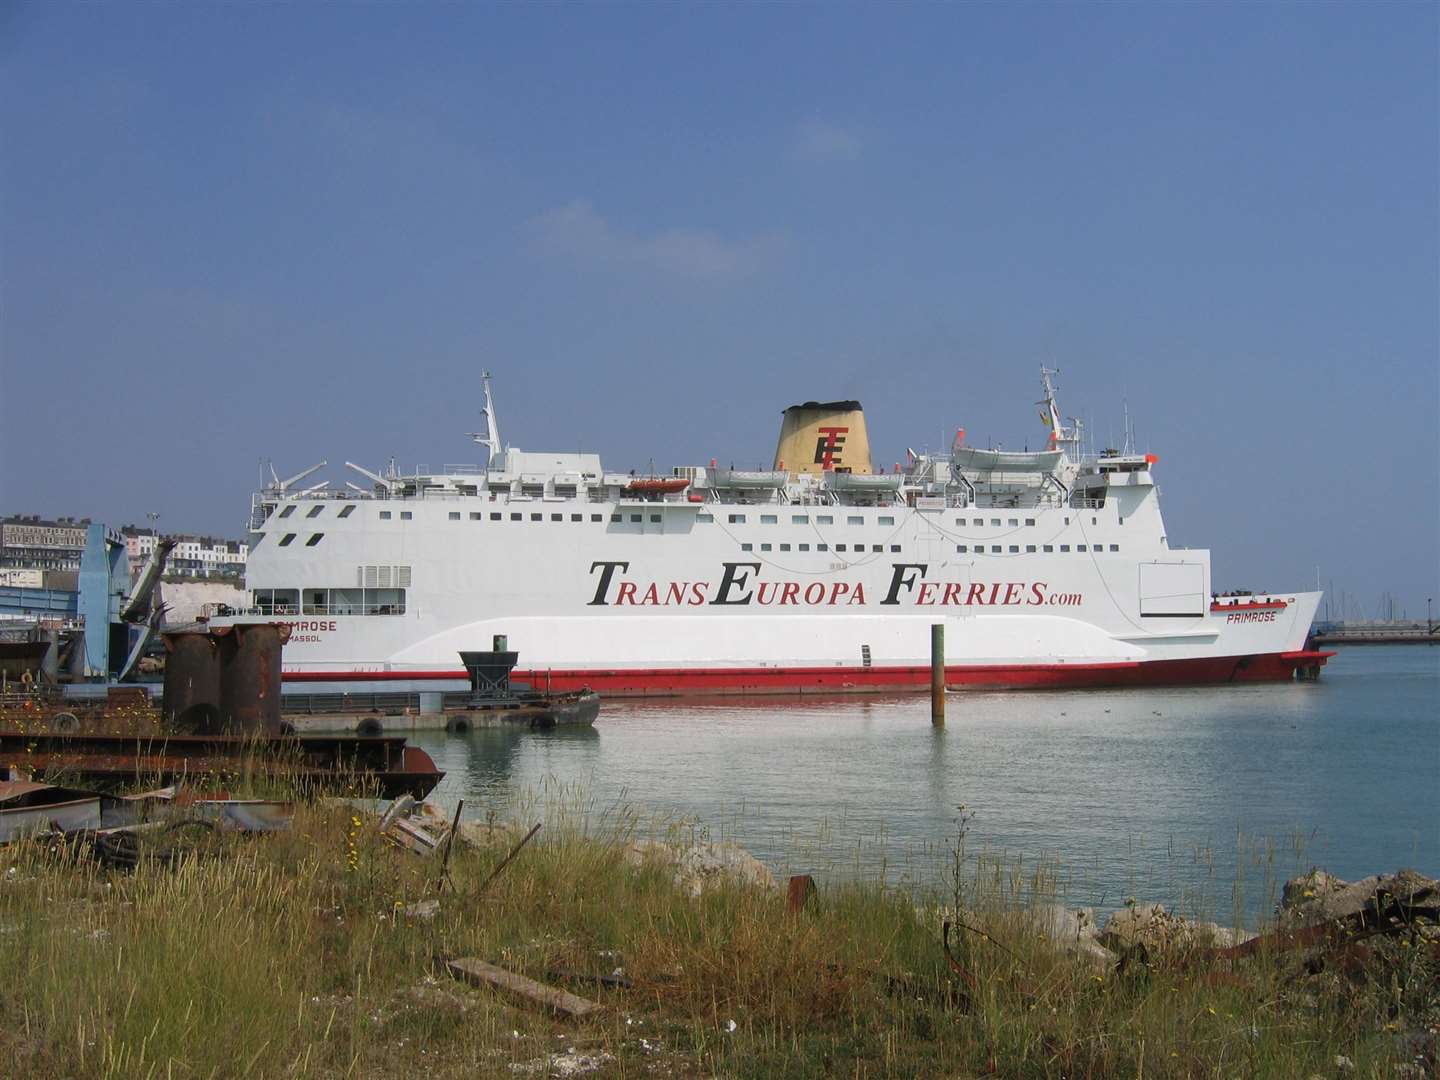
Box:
[215,372,1331,694]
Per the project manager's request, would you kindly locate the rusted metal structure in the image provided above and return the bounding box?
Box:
[0,730,443,799]
[217,622,289,734]
[161,630,225,732]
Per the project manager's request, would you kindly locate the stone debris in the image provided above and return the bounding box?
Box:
[1279,868,1439,933]
[509,1049,615,1076]
[1099,902,1255,953]
[1026,903,1115,970]
[403,899,440,920]
[624,838,776,897]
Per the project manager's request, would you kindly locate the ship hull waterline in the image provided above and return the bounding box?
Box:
[280,650,1334,698]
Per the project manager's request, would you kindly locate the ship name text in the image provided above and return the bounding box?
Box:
[587,562,1083,609]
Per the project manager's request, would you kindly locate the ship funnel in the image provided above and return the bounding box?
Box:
[773,399,873,475]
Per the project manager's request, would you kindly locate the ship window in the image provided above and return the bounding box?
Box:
[306,534,324,547]
[1025,518,1035,526]
[879,516,894,526]
[990,545,1002,553]
[890,544,901,553]
[307,505,324,518]
[799,543,810,551]
[1110,544,1119,551]
[1065,517,1070,525]
[990,519,1000,527]
[697,513,714,522]
[780,543,791,551]
[400,512,412,520]
[278,505,295,519]
[531,513,543,522]
[571,514,583,522]
[511,513,522,521]
[817,543,828,552]
[835,544,847,552]
[1044,545,1054,552]
[1009,545,1019,553]
[649,514,661,523]
[761,543,772,552]
[1092,517,1098,525]
[610,514,621,522]
[1077,544,1086,552]
[552,513,563,522]
[338,504,355,519]
[761,514,777,524]
[728,514,746,524]
[817,515,833,525]
[792,515,808,524]
[470,512,483,520]
[957,545,967,553]
[630,514,642,523]
[1008,518,1018,527]
[741,543,753,552]
[379,511,392,520]
[491,512,502,521]
[871,544,882,553]
[449,512,461,521]
[1060,544,1070,552]
[591,514,603,522]
[1026,545,1036,553]
[847,516,863,526]
[278,533,296,547]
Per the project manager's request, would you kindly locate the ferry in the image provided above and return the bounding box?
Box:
[214,371,1332,696]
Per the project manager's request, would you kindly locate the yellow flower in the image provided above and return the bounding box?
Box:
[1206,1006,1216,1016]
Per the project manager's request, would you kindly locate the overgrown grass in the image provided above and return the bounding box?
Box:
[0,789,1433,1078]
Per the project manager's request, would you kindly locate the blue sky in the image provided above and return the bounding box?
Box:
[2,3,1436,617]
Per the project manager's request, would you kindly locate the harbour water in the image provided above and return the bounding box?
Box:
[415,645,1438,922]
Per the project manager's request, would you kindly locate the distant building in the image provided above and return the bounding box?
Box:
[0,515,92,570]
[122,526,248,580]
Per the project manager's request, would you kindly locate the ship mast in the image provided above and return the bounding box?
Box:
[468,371,505,467]
[1038,367,1083,458]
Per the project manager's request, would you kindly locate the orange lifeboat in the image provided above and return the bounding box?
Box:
[626,476,690,495]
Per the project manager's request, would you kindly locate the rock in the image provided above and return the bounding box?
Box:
[403,899,440,920]
[1027,903,1115,970]
[1280,868,1439,926]
[624,838,776,896]
[1098,903,1250,952]
[1100,902,1176,950]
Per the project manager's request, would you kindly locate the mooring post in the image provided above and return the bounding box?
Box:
[931,622,945,725]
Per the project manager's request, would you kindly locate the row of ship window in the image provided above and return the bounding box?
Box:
[274,504,1100,529]
[738,542,1121,554]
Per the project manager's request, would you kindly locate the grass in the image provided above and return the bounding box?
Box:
[0,787,1434,1078]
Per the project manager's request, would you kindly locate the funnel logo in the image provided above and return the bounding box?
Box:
[813,426,848,469]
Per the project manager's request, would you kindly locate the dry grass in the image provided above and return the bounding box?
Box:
[0,790,1433,1078]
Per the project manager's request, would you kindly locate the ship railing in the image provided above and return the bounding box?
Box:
[233,603,407,618]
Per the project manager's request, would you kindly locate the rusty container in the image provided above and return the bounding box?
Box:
[161,630,224,733]
[218,623,291,734]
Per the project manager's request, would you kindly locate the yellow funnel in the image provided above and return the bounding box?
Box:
[773,400,873,475]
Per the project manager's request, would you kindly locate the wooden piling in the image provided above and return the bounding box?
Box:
[931,623,945,725]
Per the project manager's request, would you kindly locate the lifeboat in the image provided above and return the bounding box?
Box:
[625,476,690,494]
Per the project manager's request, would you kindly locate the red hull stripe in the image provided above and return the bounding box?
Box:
[283,651,1334,697]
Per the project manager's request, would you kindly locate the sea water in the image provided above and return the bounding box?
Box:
[414,645,1438,921]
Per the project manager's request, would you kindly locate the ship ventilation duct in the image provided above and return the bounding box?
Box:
[773,400,873,476]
